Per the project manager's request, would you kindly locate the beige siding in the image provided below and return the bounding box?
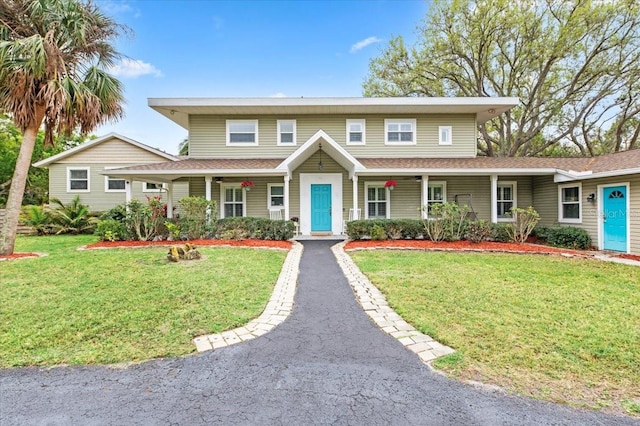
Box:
[532,175,640,255]
[189,114,477,159]
[48,163,188,213]
[56,137,170,164]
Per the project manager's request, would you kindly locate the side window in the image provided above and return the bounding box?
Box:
[346,119,366,145]
[558,184,581,223]
[105,176,126,192]
[67,167,90,192]
[439,126,452,145]
[143,182,165,193]
[497,182,517,220]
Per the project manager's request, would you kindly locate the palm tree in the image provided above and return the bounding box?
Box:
[0,0,126,254]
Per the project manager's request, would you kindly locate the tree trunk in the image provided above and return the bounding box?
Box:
[0,109,44,255]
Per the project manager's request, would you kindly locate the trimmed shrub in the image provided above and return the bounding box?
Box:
[464,219,493,243]
[371,224,387,240]
[99,204,127,222]
[546,226,592,250]
[345,219,424,240]
[504,206,540,243]
[178,196,214,240]
[491,223,511,242]
[213,217,294,241]
[95,219,128,242]
[422,202,468,242]
[124,197,166,241]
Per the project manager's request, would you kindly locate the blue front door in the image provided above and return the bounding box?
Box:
[603,185,627,252]
[311,184,332,232]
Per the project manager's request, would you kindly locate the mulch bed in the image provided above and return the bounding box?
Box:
[0,252,41,261]
[85,239,292,250]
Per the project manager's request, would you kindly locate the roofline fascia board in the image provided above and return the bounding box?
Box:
[102,169,288,177]
[33,132,177,167]
[554,167,640,183]
[357,168,559,176]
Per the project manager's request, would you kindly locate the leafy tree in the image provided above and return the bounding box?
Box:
[178,138,189,155]
[0,0,126,254]
[364,0,640,157]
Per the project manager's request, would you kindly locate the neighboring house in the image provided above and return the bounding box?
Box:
[96,97,637,255]
[33,133,188,212]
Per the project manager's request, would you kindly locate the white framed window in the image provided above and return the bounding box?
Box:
[143,182,166,193]
[497,181,517,221]
[277,120,296,145]
[221,185,245,218]
[426,181,447,217]
[104,176,126,192]
[226,120,258,146]
[365,182,390,219]
[346,119,366,145]
[558,183,582,223]
[268,184,285,208]
[67,167,90,192]
[385,119,416,145]
[439,126,452,145]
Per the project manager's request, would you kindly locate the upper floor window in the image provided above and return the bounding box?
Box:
[497,181,517,221]
[385,119,416,145]
[226,120,258,146]
[365,182,390,219]
[426,181,447,217]
[346,119,366,145]
[67,167,90,192]
[439,126,452,145]
[558,183,581,223]
[277,120,296,145]
[105,176,126,192]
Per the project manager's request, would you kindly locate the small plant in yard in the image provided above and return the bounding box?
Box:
[422,202,468,242]
[177,196,214,240]
[165,221,181,241]
[464,219,493,243]
[95,219,128,242]
[21,205,53,235]
[546,226,592,249]
[504,206,540,243]
[49,196,96,234]
[124,197,166,241]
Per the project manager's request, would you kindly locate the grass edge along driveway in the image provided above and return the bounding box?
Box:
[0,235,287,368]
[349,249,640,417]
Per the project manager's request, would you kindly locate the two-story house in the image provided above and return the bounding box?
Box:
[38,97,640,255]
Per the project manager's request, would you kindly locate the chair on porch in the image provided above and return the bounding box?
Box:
[269,208,283,221]
[343,208,361,234]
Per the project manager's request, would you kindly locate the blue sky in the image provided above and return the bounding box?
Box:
[96,0,429,154]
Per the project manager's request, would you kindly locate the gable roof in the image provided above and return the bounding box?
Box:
[33,132,177,168]
[148,96,520,129]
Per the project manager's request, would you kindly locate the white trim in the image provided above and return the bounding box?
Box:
[346,119,366,145]
[497,180,517,222]
[277,119,297,146]
[490,175,498,223]
[267,183,285,209]
[364,181,391,219]
[421,175,429,219]
[384,119,417,145]
[226,119,259,146]
[34,132,176,167]
[104,175,126,192]
[558,183,582,224]
[357,168,558,176]
[597,182,631,253]
[220,183,246,218]
[439,126,452,145]
[66,167,90,193]
[142,182,166,193]
[299,173,343,235]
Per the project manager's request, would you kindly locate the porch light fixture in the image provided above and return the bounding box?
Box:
[414,176,422,182]
[318,142,324,171]
[587,193,596,203]
[215,177,224,184]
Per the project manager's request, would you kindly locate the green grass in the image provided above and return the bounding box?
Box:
[350,250,640,416]
[0,235,287,367]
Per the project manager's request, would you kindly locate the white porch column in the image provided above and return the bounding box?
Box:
[352,175,359,219]
[125,180,132,207]
[490,174,498,223]
[166,182,174,219]
[421,175,429,219]
[284,175,290,221]
[205,176,213,222]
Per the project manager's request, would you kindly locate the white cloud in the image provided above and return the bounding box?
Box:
[108,58,163,78]
[269,92,287,98]
[350,36,382,53]
[101,1,140,17]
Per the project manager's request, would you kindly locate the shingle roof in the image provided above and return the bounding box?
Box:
[110,158,285,171]
[357,156,591,171]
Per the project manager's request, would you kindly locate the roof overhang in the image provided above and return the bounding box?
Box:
[554,167,640,182]
[357,168,558,177]
[148,97,520,129]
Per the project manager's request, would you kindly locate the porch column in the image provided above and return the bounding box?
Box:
[205,176,212,222]
[166,182,174,219]
[125,180,132,207]
[352,175,359,219]
[490,174,498,223]
[421,175,429,219]
[284,175,290,221]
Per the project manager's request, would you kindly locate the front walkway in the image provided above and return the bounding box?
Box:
[1,240,634,424]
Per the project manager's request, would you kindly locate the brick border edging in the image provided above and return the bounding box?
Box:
[331,241,455,366]
[192,241,303,352]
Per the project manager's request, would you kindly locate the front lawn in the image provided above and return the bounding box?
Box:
[349,250,640,416]
[0,235,287,367]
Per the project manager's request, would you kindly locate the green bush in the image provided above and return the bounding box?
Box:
[21,205,54,235]
[95,219,128,242]
[213,217,294,241]
[533,225,552,241]
[464,219,493,243]
[178,196,214,240]
[504,206,540,243]
[99,204,127,222]
[49,196,96,235]
[345,219,424,240]
[422,202,468,242]
[491,223,511,242]
[546,226,592,250]
[371,224,387,240]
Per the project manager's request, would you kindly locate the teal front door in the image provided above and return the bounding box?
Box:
[311,184,332,232]
[602,185,627,252]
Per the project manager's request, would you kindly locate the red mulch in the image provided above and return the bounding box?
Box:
[0,252,40,261]
[344,239,586,256]
[85,239,292,250]
[617,253,640,262]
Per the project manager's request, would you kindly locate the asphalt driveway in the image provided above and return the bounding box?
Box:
[0,240,636,425]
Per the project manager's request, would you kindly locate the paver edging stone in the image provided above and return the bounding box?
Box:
[331,241,456,368]
[192,241,303,352]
